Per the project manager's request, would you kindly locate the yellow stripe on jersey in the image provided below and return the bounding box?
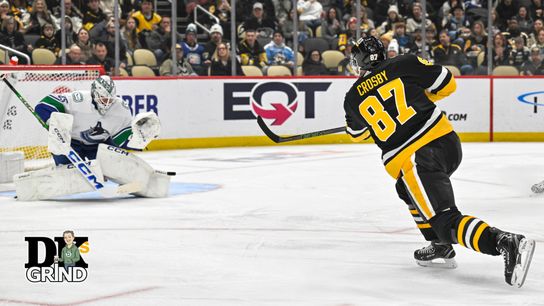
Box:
[472,222,489,253]
[385,115,454,179]
[417,223,431,229]
[409,209,418,214]
[401,160,435,220]
[457,216,474,247]
[425,75,457,103]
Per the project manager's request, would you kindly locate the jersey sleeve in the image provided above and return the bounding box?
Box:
[110,98,135,149]
[35,94,70,124]
[343,90,370,142]
[405,54,457,103]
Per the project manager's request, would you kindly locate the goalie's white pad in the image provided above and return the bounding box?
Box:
[48,112,73,155]
[97,144,170,197]
[127,112,160,150]
[14,161,105,201]
[0,152,25,183]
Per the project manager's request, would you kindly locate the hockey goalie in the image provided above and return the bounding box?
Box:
[14,76,170,200]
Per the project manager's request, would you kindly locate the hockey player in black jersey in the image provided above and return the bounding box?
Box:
[344,36,535,287]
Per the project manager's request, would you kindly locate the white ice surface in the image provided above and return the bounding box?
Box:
[0,143,543,306]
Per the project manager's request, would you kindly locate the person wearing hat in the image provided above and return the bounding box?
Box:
[387,38,399,58]
[82,0,107,32]
[243,1,278,34]
[181,23,206,75]
[160,43,198,76]
[520,46,543,75]
[131,0,162,34]
[203,23,225,66]
[377,5,403,35]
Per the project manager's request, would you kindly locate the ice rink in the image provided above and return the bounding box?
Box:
[0,142,543,305]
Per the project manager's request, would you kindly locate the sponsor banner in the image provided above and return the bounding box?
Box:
[115,78,490,141]
[494,78,544,132]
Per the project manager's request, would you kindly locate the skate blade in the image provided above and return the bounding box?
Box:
[512,239,536,288]
[416,258,458,269]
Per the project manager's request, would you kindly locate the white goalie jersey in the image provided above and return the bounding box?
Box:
[35,91,133,147]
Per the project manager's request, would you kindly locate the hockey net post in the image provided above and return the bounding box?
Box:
[0,65,105,170]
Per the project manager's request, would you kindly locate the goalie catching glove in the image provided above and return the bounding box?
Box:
[128,112,161,150]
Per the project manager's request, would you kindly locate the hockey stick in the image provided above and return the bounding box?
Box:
[1,74,137,197]
[257,116,346,143]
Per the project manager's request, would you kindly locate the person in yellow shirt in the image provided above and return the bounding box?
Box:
[131,0,161,33]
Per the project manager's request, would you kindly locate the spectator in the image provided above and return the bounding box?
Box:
[338,38,356,76]
[377,5,403,35]
[530,0,543,20]
[238,28,268,69]
[236,0,276,27]
[86,42,114,74]
[297,0,323,33]
[482,32,512,68]
[181,23,206,76]
[131,0,161,34]
[357,7,375,33]
[444,5,471,38]
[531,28,544,56]
[203,24,225,66]
[54,44,84,64]
[302,49,328,75]
[54,16,78,50]
[34,23,59,55]
[432,29,473,74]
[280,8,311,48]
[10,0,31,25]
[439,0,464,30]
[53,0,83,32]
[75,27,92,62]
[121,16,141,55]
[0,16,28,63]
[210,42,244,76]
[0,1,24,30]
[392,22,413,54]
[214,0,232,40]
[496,0,518,30]
[243,2,278,34]
[515,6,534,34]
[321,7,344,40]
[520,46,542,75]
[144,16,181,63]
[467,20,487,54]
[509,36,530,69]
[82,0,106,32]
[160,43,198,76]
[387,38,399,58]
[406,2,432,34]
[337,17,357,51]
[264,30,295,67]
[24,0,58,35]
[527,18,543,47]
[95,19,127,67]
[504,17,529,43]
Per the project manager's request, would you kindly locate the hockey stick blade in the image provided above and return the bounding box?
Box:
[257,116,346,143]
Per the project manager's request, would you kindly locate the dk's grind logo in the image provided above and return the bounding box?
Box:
[25,230,89,282]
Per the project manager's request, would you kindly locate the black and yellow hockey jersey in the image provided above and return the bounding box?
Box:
[343,54,457,179]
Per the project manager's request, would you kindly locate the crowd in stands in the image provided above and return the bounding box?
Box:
[0,0,543,76]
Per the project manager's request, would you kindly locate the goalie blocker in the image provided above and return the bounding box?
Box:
[15,144,170,200]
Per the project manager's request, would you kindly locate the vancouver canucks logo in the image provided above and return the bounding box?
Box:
[80,121,111,144]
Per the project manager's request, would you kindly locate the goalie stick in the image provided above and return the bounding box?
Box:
[257,116,347,143]
[1,74,139,197]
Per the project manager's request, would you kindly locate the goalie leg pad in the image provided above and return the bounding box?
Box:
[14,161,105,201]
[96,144,170,198]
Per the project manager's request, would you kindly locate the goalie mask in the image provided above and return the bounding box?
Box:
[350,36,386,75]
[91,75,116,115]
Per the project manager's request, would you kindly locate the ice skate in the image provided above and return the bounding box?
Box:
[492,228,536,288]
[414,241,457,269]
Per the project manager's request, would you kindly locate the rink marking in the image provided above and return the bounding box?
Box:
[0,286,159,306]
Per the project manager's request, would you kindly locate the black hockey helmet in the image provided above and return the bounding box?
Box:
[350,36,386,74]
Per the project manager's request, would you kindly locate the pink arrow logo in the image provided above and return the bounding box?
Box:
[251,100,298,125]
